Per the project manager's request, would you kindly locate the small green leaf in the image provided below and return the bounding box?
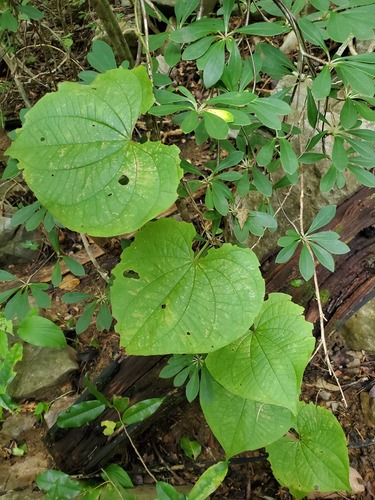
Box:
[298,153,327,164]
[320,166,337,192]
[164,41,181,67]
[312,66,331,100]
[122,397,164,425]
[0,343,23,393]
[17,315,66,348]
[202,111,229,140]
[75,301,97,335]
[61,256,85,277]
[306,87,318,128]
[340,98,358,129]
[0,287,20,306]
[212,180,230,215]
[96,303,112,332]
[87,40,117,73]
[101,420,116,436]
[181,111,200,133]
[0,271,19,282]
[170,18,224,43]
[10,201,41,227]
[307,205,336,234]
[18,5,44,20]
[84,373,111,407]
[4,289,30,320]
[276,241,300,264]
[309,232,350,254]
[252,166,272,197]
[299,245,315,281]
[309,242,335,271]
[186,369,200,402]
[236,22,289,36]
[182,35,217,61]
[279,139,298,175]
[61,292,94,304]
[203,40,225,88]
[348,164,375,187]
[25,207,46,231]
[180,436,202,460]
[1,10,18,32]
[332,136,348,171]
[267,403,350,497]
[257,139,275,166]
[56,400,105,428]
[29,284,51,309]
[51,261,62,287]
[188,461,228,500]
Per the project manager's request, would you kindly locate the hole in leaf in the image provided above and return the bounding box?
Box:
[51,174,54,177]
[161,304,166,309]
[123,270,139,279]
[40,137,45,142]
[92,124,96,127]
[118,175,130,186]
[108,193,112,197]
[186,331,191,336]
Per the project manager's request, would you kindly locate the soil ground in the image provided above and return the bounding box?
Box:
[1,1,374,498]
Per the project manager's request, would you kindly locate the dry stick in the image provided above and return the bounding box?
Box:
[299,172,348,407]
[91,0,135,68]
[138,0,153,82]
[80,233,109,283]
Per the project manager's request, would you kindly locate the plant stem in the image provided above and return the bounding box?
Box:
[91,0,135,68]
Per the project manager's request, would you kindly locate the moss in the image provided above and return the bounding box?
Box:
[319,288,331,306]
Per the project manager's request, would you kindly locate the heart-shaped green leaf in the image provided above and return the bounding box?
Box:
[206,293,315,413]
[200,377,292,458]
[112,218,264,354]
[6,67,182,236]
[266,403,350,498]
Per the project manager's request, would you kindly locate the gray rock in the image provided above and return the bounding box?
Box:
[0,216,40,266]
[1,413,35,439]
[339,298,375,353]
[7,344,79,401]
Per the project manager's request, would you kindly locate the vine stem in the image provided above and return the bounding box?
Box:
[122,423,158,483]
[299,172,347,407]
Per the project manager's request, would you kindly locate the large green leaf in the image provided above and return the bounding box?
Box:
[6,67,182,236]
[17,314,66,348]
[200,377,292,458]
[266,403,350,498]
[36,470,84,499]
[206,294,315,413]
[111,219,264,354]
[56,400,105,428]
[188,461,228,500]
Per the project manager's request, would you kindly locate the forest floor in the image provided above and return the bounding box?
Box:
[0,1,375,498]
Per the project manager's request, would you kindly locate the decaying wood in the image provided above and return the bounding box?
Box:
[46,186,375,474]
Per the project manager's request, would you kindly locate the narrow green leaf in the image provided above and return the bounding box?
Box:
[348,164,375,187]
[212,180,230,215]
[51,260,62,287]
[0,271,18,282]
[122,397,164,425]
[312,66,331,100]
[4,289,29,320]
[279,139,298,175]
[18,5,44,20]
[61,292,94,304]
[83,373,111,407]
[156,482,182,500]
[101,464,134,489]
[175,0,200,26]
[275,241,300,264]
[181,111,200,133]
[327,12,352,42]
[188,461,228,500]
[306,87,318,128]
[61,256,85,277]
[25,207,46,231]
[298,153,327,164]
[170,18,225,43]
[320,165,337,192]
[236,22,289,36]
[298,18,328,51]
[214,151,244,172]
[182,36,217,61]
[257,139,275,167]
[252,166,272,197]
[164,41,181,67]
[56,400,105,428]
[309,242,335,271]
[186,369,200,402]
[29,284,51,309]
[0,287,20,305]
[299,245,315,281]
[309,232,350,254]
[203,40,225,88]
[10,201,41,227]
[96,303,112,332]
[307,205,336,234]
[75,301,97,335]
[17,315,66,348]
[340,98,358,129]
[331,136,348,171]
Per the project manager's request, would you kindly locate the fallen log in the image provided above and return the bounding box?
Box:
[45,186,375,474]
